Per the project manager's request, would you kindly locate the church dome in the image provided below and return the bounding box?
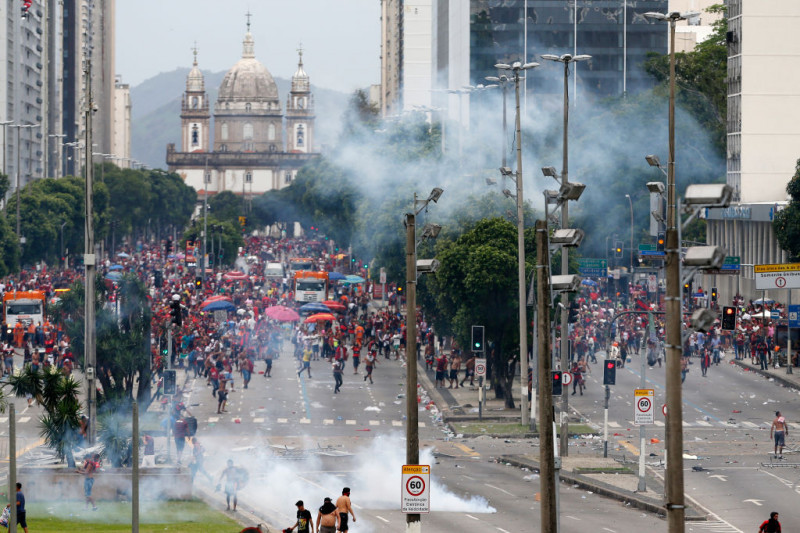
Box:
[186,50,204,92]
[217,30,278,102]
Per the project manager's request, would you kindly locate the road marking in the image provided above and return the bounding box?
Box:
[208,417,219,423]
[346,420,356,425]
[375,516,389,523]
[253,418,264,423]
[369,420,380,426]
[300,418,311,424]
[743,499,763,506]
[496,528,511,533]
[682,421,690,427]
[602,528,617,533]
[740,421,758,428]
[0,417,6,424]
[485,483,515,497]
[654,420,664,427]
[695,420,712,427]
[465,514,479,521]
[418,422,426,428]
[323,419,334,425]
[708,474,728,482]
[565,515,581,521]
[18,417,30,423]
[618,440,640,456]
[277,418,288,424]
[392,420,403,427]
[453,443,480,457]
[607,421,621,428]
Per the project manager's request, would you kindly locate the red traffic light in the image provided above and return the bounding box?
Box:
[553,372,561,380]
[606,361,615,369]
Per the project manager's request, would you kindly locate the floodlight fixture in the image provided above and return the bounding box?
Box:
[522,62,540,70]
[541,166,559,178]
[559,181,586,201]
[416,259,440,274]
[428,187,443,204]
[494,63,512,70]
[544,190,561,205]
[683,245,726,269]
[573,54,592,62]
[683,183,732,208]
[540,54,560,61]
[691,308,717,333]
[486,178,497,186]
[645,154,662,167]
[550,274,582,293]
[502,188,515,199]
[551,228,585,248]
[646,181,666,194]
[499,166,515,177]
[420,223,442,240]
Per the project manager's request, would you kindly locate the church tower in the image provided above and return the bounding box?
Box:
[181,47,210,152]
[285,48,315,153]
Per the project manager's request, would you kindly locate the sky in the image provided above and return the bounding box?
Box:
[116,0,381,92]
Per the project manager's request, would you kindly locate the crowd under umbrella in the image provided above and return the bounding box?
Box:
[305,312,336,323]
[224,270,249,281]
[299,302,330,314]
[328,271,346,281]
[322,300,346,312]
[201,300,237,313]
[264,305,300,322]
[200,295,233,308]
[116,252,130,258]
[344,275,365,284]
[580,279,599,287]
[104,271,123,281]
[108,264,124,271]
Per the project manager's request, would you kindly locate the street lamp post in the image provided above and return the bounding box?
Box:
[405,187,443,533]
[49,133,66,179]
[625,194,634,272]
[11,124,39,242]
[485,75,512,167]
[644,11,697,533]
[541,52,591,456]
[495,59,539,428]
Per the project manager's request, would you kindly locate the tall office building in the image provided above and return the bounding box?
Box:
[111,76,130,168]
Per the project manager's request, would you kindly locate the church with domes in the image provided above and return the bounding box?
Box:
[166,21,318,199]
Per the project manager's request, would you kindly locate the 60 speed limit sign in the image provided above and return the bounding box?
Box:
[475,358,487,378]
[401,465,430,513]
[634,389,655,425]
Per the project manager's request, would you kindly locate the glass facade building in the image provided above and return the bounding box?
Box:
[468,0,668,99]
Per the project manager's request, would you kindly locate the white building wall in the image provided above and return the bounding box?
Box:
[112,81,131,167]
[401,0,432,111]
[446,0,470,124]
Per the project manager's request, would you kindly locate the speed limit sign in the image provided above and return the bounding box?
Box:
[634,389,654,425]
[475,358,487,378]
[401,465,430,513]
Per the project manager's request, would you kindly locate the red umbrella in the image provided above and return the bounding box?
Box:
[200,295,232,308]
[264,305,300,322]
[322,300,346,312]
[305,313,336,323]
[224,270,248,281]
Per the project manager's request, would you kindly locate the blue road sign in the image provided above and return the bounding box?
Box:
[789,305,800,328]
[640,250,666,257]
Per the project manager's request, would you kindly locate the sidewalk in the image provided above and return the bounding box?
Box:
[414,357,705,520]
[731,357,800,390]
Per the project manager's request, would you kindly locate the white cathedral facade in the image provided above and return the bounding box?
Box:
[166,25,318,197]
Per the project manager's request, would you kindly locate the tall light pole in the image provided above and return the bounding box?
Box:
[644,11,696,533]
[83,60,97,444]
[495,60,539,428]
[484,75,511,167]
[405,187,443,533]
[541,52,590,456]
[49,133,66,178]
[202,155,209,287]
[11,124,39,242]
[625,194,634,272]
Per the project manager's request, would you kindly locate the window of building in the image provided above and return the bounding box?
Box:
[243,141,254,151]
[220,144,228,152]
[269,144,277,153]
[243,122,253,140]
[296,124,305,147]
[205,172,212,184]
[268,123,276,140]
[284,171,292,184]
[191,96,198,109]
[221,123,228,140]
[245,172,252,183]
[245,102,252,112]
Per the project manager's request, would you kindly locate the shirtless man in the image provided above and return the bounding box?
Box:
[335,487,356,532]
[448,352,461,389]
[771,411,789,458]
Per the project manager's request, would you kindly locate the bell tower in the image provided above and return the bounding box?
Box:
[181,46,210,152]
[285,46,315,153]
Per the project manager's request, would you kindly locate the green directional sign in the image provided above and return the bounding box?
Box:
[578,258,607,277]
[578,258,607,269]
[638,244,656,251]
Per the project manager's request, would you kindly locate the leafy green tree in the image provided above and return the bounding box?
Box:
[208,190,246,226]
[182,218,244,268]
[5,366,82,467]
[773,159,800,260]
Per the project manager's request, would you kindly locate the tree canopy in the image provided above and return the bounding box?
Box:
[773,159,800,260]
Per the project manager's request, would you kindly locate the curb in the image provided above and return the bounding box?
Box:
[498,455,706,521]
[732,360,800,391]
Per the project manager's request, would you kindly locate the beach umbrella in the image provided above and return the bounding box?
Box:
[200,296,233,308]
[202,300,236,312]
[116,252,130,258]
[322,300,346,312]
[224,271,249,281]
[264,305,300,322]
[305,312,336,323]
[754,298,775,306]
[104,271,123,280]
[299,302,330,314]
[328,272,346,281]
[108,264,124,271]
[344,275,365,284]
[581,279,598,287]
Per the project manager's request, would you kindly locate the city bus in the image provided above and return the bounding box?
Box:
[294,272,329,303]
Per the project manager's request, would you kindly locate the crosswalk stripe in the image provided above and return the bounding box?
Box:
[695,420,712,427]
[654,420,664,427]
[277,418,288,424]
[682,421,690,427]
[369,420,380,426]
[607,421,621,428]
[419,422,426,428]
[740,421,758,428]
[323,419,334,425]
[346,420,356,425]
[253,418,264,423]
[18,417,29,423]
[208,417,219,423]
[300,418,311,424]
[392,421,403,427]
[0,417,7,424]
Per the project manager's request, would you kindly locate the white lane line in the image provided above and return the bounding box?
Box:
[300,418,311,424]
[564,515,581,521]
[374,516,389,523]
[18,417,30,423]
[392,420,403,427]
[682,421,691,427]
[485,483,515,497]
[369,420,380,426]
[654,420,664,427]
[0,417,8,424]
[418,422,426,428]
[253,418,264,423]
[208,417,219,423]
[607,421,621,428]
[602,528,617,533]
[277,418,288,424]
[695,420,712,427]
[496,528,511,533]
[740,421,758,428]
[346,420,356,425]
[323,419,334,425]
[465,514,480,521]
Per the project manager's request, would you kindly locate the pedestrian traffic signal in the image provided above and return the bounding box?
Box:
[170,299,182,327]
[711,287,718,302]
[614,240,623,258]
[165,239,172,256]
[568,301,580,324]
[603,360,616,385]
[656,232,665,252]
[163,370,177,395]
[195,276,202,289]
[154,270,163,288]
[552,371,562,395]
[722,306,736,330]
[471,325,485,352]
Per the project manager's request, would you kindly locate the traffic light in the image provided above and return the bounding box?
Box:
[239,216,247,227]
[195,276,202,290]
[614,240,623,258]
[154,270,163,288]
[363,263,369,268]
[471,325,485,352]
[603,360,616,385]
[711,287,718,303]
[683,282,691,296]
[552,371,562,395]
[163,370,177,395]
[722,306,736,330]
[568,301,580,324]
[656,232,665,252]
[165,239,172,256]
[170,300,182,327]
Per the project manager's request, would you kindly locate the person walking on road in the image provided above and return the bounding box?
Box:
[335,487,356,532]
[758,511,781,532]
[316,496,339,533]
[285,500,313,533]
[363,349,375,385]
[298,343,312,379]
[218,459,240,511]
[332,357,344,393]
[756,335,769,370]
[771,411,789,459]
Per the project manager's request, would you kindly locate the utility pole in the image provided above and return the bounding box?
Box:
[559,58,571,456]
[513,67,529,429]
[202,156,208,286]
[84,61,97,444]
[536,219,556,533]
[404,211,419,532]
